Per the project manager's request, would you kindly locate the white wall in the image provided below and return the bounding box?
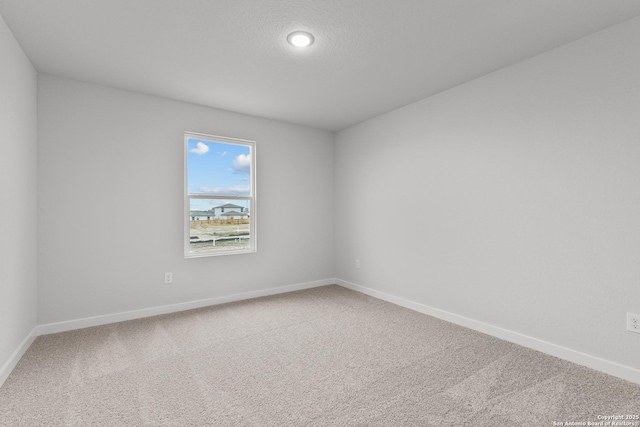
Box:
[37,75,334,325]
[0,15,37,372]
[335,16,640,370]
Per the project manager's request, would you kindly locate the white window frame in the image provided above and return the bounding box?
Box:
[184,132,257,258]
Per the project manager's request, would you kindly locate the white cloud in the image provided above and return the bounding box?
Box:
[198,185,250,196]
[189,142,210,155]
[217,151,228,157]
[232,154,251,174]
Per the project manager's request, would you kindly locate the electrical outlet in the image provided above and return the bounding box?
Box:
[164,272,173,284]
[355,259,360,269]
[627,312,640,334]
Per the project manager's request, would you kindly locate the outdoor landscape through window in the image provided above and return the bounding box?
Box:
[185,132,255,257]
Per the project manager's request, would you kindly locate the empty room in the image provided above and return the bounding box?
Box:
[1,1,640,425]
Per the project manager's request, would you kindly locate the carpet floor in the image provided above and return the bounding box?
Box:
[1,285,638,426]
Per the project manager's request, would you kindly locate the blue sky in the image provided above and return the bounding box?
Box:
[187,137,251,211]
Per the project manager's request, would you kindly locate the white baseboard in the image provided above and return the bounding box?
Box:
[37,278,334,336]
[336,278,640,385]
[0,328,37,388]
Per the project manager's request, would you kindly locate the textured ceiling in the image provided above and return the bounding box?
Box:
[2,0,640,131]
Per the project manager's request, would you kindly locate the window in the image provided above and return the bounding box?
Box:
[184,132,256,257]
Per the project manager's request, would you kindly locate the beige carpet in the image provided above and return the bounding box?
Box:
[1,285,638,426]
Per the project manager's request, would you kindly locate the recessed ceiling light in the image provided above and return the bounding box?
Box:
[287,31,314,48]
